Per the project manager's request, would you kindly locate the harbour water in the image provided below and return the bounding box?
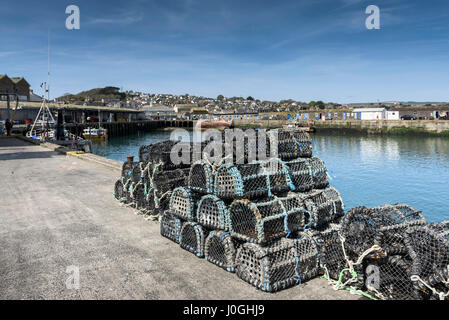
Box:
[92,130,449,222]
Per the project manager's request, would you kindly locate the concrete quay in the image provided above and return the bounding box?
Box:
[0,137,358,300]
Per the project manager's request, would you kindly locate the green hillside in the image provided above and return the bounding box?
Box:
[58,87,126,102]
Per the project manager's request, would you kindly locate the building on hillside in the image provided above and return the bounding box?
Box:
[174,103,198,114]
[141,104,176,119]
[352,108,386,120]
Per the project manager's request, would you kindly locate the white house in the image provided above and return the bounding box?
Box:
[352,108,386,120]
[386,110,400,120]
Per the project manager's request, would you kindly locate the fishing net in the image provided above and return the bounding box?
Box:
[204,231,240,272]
[138,140,177,164]
[196,195,230,230]
[308,157,329,189]
[179,222,207,257]
[235,236,320,292]
[405,222,449,300]
[169,187,200,221]
[336,204,427,300]
[147,188,171,217]
[121,161,140,181]
[285,156,328,192]
[301,186,345,229]
[160,211,184,244]
[152,167,190,195]
[221,129,271,164]
[267,129,313,160]
[189,161,214,194]
[113,179,127,202]
[130,182,148,211]
[228,196,310,245]
[286,232,322,285]
[214,158,295,200]
[307,224,351,284]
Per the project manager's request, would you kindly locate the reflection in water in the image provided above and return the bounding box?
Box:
[312,133,449,222]
[93,130,449,222]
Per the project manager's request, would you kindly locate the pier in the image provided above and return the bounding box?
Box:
[66,120,194,138]
[0,137,356,299]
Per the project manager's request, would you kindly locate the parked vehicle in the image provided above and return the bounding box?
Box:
[401,115,417,120]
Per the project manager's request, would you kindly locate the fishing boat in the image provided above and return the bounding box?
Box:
[82,127,108,141]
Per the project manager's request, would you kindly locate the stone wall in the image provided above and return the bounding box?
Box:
[232,119,449,135]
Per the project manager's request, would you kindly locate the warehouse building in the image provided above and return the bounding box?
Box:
[0,74,31,101]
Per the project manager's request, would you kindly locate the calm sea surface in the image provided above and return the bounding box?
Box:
[92,130,449,222]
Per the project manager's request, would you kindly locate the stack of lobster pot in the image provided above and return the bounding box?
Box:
[160,128,345,293]
[113,140,202,217]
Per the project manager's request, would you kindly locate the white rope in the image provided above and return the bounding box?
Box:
[366,284,387,300]
[333,234,383,291]
[411,274,449,300]
[202,152,232,174]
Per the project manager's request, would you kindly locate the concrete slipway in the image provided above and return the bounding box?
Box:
[0,137,357,300]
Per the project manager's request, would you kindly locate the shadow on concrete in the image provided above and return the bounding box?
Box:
[0,150,55,161]
[0,137,32,148]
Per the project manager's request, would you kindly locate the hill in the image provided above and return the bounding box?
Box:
[58,87,126,102]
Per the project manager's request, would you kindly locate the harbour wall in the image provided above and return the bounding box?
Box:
[233,119,449,136]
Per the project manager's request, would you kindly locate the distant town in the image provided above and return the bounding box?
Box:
[1,74,449,124]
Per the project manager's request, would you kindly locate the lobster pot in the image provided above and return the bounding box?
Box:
[121,161,140,182]
[131,182,148,211]
[340,207,380,261]
[152,167,190,195]
[235,238,300,292]
[339,204,427,299]
[285,158,314,192]
[204,231,239,272]
[214,158,295,200]
[365,254,419,300]
[169,187,200,221]
[308,224,357,284]
[189,161,214,194]
[140,140,206,170]
[308,157,328,189]
[196,195,230,230]
[139,162,152,186]
[404,224,449,300]
[285,157,328,192]
[179,222,207,257]
[372,204,427,255]
[286,233,322,283]
[160,211,184,244]
[114,179,128,203]
[146,188,171,216]
[221,129,271,164]
[267,129,313,160]
[228,197,310,245]
[302,187,345,228]
[138,140,176,164]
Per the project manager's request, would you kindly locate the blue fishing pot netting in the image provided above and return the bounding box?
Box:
[228,196,311,245]
[179,222,208,257]
[235,235,320,292]
[204,230,241,272]
[160,211,184,244]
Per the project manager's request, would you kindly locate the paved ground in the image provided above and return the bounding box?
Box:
[0,137,358,300]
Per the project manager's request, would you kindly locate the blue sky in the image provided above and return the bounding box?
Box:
[1,0,449,103]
